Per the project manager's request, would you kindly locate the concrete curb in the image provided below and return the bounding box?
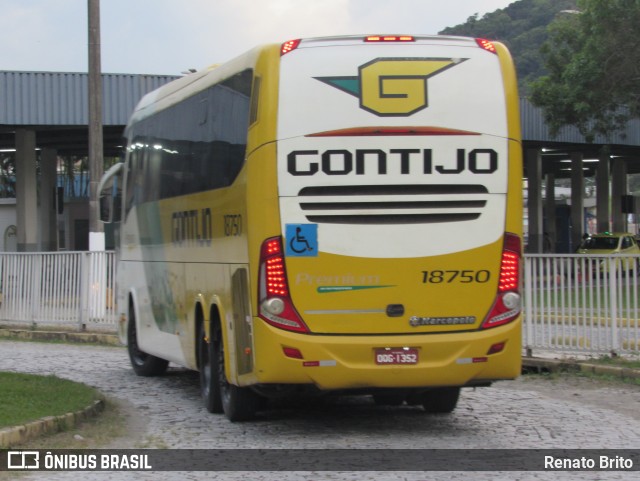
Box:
[0,399,105,448]
[522,357,640,381]
[0,327,120,346]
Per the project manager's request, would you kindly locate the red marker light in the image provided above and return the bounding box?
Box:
[487,342,506,355]
[365,35,415,43]
[281,39,301,56]
[282,347,304,359]
[476,38,497,54]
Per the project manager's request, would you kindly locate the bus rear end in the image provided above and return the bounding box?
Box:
[252,35,522,408]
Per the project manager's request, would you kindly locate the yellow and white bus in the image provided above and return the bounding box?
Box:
[99,35,523,422]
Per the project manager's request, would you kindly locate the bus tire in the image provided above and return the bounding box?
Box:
[213,325,259,422]
[422,387,460,414]
[199,322,223,413]
[127,305,168,377]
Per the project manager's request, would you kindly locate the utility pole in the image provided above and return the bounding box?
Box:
[88,0,104,250]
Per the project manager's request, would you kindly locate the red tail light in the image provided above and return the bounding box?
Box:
[258,237,309,333]
[482,233,522,329]
[499,234,521,292]
[263,238,288,296]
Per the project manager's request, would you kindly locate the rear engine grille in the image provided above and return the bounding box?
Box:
[297,184,488,225]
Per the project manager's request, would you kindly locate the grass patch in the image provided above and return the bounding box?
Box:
[578,371,640,386]
[588,355,640,370]
[0,397,130,481]
[0,372,102,429]
[523,369,640,387]
[522,357,640,386]
[17,396,128,449]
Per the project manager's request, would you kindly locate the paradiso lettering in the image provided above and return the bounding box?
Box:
[172,208,212,246]
[287,148,498,176]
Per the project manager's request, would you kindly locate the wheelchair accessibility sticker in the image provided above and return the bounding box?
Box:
[286,224,318,257]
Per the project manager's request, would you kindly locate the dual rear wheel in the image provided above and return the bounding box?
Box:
[127,308,259,422]
[199,322,260,422]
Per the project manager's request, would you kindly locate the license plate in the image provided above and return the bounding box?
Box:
[375,348,419,365]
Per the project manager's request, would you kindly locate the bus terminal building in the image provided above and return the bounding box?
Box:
[1,70,639,253]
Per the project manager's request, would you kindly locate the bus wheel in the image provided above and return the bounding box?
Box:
[199,323,222,413]
[212,326,259,422]
[422,387,460,414]
[127,306,168,377]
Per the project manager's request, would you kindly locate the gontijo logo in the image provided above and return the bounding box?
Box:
[315,58,467,117]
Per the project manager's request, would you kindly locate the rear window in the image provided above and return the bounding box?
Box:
[278,39,507,140]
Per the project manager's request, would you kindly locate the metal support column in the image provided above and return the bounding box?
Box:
[526,148,543,253]
[596,149,611,233]
[570,151,584,251]
[40,148,58,251]
[544,173,556,252]
[611,157,627,232]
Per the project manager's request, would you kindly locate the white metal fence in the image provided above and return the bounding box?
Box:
[0,251,638,356]
[524,254,640,356]
[0,251,116,331]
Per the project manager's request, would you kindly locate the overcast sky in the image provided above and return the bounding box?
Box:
[3,0,516,75]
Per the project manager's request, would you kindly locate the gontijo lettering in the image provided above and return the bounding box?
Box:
[287,148,498,176]
[171,208,212,246]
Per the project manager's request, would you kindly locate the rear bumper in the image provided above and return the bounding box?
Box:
[247,317,521,390]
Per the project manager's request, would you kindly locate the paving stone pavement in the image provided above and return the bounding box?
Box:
[1,340,639,481]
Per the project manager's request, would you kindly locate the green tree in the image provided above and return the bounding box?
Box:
[530,0,640,141]
[440,0,578,93]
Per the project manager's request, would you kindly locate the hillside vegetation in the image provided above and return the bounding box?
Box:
[439,0,578,93]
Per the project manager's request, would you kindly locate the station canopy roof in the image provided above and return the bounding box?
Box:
[0,71,639,174]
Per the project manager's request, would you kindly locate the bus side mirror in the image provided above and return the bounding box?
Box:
[98,162,124,224]
[99,192,122,223]
[100,195,113,224]
[113,195,121,222]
